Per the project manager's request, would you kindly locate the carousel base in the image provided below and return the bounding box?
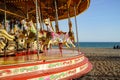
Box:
[0,48,92,80]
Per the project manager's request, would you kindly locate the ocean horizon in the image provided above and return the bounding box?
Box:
[75,42,120,48]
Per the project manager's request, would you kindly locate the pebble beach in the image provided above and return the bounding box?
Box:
[76,48,120,80]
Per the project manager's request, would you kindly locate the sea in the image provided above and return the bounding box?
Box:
[75,42,120,48]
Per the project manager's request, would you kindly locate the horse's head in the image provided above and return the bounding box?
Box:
[28,20,33,26]
[21,19,27,25]
[44,18,50,26]
[27,20,37,33]
[13,24,19,34]
[39,30,47,39]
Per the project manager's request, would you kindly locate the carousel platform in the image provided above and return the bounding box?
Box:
[0,48,92,80]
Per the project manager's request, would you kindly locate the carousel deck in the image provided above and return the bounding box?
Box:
[0,48,92,80]
[0,48,80,66]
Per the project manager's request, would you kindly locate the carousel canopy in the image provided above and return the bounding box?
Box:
[0,0,90,21]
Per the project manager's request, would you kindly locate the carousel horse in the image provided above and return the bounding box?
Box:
[38,30,50,51]
[13,25,26,50]
[44,18,75,49]
[20,19,37,50]
[0,23,24,52]
[0,40,5,51]
[0,29,17,56]
[0,29,15,41]
[0,19,37,53]
[0,23,28,55]
[47,31,75,49]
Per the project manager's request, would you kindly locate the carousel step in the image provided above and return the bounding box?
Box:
[0,57,91,80]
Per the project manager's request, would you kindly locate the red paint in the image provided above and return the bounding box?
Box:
[0,58,91,80]
[0,49,92,80]
[0,53,84,70]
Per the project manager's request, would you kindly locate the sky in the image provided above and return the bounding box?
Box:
[55,0,120,42]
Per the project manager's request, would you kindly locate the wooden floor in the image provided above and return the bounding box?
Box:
[0,48,80,65]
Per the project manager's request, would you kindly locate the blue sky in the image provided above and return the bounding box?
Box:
[55,0,120,42]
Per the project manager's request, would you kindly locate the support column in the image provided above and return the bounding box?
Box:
[38,4,42,31]
[54,0,59,32]
[4,0,6,30]
[35,0,40,59]
[74,4,80,52]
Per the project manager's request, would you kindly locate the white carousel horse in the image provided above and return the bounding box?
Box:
[44,18,75,49]
[47,31,75,49]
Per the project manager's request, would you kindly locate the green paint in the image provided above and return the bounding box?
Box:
[48,62,62,68]
[50,72,66,80]
[34,66,39,70]
[38,78,44,80]
[20,68,26,72]
[13,69,19,74]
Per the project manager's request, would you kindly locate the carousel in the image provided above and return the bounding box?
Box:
[0,0,92,80]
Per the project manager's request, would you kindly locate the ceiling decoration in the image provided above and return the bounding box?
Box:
[0,0,90,21]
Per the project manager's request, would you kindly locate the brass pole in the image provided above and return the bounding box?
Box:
[26,0,29,19]
[38,1,42,31]
[54,0,59,32]
[4,0,6,30]
[35,0,40,59]
[68,8,72,32]
[74,4,80,52]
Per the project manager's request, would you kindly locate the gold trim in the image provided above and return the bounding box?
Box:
[0,8,25,18]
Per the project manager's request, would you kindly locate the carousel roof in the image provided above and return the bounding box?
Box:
[0,0,90,21]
